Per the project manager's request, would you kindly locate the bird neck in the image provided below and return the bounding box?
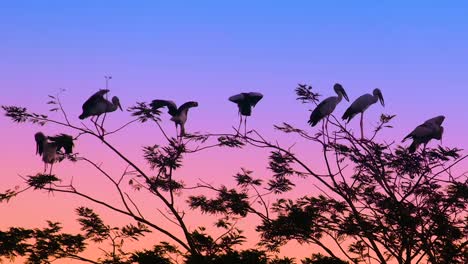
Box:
[336,92,343,102]
[372,94,379,104]
[107,102,119,112]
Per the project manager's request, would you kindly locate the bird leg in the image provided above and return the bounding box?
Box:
[96,115,106,134]
[360,113,364,140]
[100,112,108,133]
[237,115,243,135]
[321,119,327,147]
[49,163,54,175]
[325,116,330,135]
[244,117,247,137]
[92,115,103,135]
[43,163,47,174]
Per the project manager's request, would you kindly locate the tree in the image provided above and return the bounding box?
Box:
[1,84,466,263]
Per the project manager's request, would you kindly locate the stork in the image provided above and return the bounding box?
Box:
[79,89,122,131]
[342,88,384,139]
[150,99,199,138]
[402,115,445,153]
[229,92,263,135]
[35,132,75,174]
[308,83,349,130]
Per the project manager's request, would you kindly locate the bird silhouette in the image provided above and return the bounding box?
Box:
[35,132,75,174]
[342,88,385,139]
[150,99,199,138]
[402,115,445,153]
[79,89,122,123]
[229,92,263,135]
[309,83,349,128]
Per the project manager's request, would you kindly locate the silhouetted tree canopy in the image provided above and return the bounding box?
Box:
[1,84,466,263]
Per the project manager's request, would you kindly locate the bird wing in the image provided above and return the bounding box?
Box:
[308,96,337,126]
[80,90,110,119]
[246,92,263,107]
[317,96,339,116]
[403,123,434,142]
[423,116,445,127]
[228,93,245,104]
[82,90,109,111]
[178,101,199,114]
[48,134,74,154]
[342,94,374,121]
[150,100,178,116]
[34,132,46,155]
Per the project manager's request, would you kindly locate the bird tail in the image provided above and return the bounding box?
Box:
[308,109,321,127]
[408,141,418,153]
[341,108,353,123]
[402,133,411,142]
[307,118,318,127]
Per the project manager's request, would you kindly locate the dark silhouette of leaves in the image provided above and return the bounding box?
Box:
[0,222,85,263]
[128,102,162,123]
[2,105,48,126]
[188,187,250,217]
[76,207,110,242]
[26,174,60,189]
[217,135,245,148]
[1,86,466,264]
[295,84,320,104]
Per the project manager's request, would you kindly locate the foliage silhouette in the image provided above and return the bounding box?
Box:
[1,84,467,263]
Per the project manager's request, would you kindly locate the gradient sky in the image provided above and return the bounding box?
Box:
[1,1,468,262]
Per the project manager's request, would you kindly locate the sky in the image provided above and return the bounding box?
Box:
[1,1,468,262]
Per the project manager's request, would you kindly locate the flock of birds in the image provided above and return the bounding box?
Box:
[307,83,444,154]
[34,85,445,174]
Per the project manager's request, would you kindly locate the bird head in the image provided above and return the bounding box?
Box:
[431,115,445,126]
[373,88,385,107]
[34,132,47,155]
[112,96,123,111]
[334,83,349,101]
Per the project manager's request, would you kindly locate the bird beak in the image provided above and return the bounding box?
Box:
[342,89,349,102]
[379,95,385,107]
[118,102,123,111]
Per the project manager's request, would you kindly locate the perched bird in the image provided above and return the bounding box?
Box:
[35,132,75,174]
[402,116,445,153]
[342,88,385,139]
[150,99,199,138]
[79,89,122,121]
[228,92,263,135]
[308,83,349,127]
